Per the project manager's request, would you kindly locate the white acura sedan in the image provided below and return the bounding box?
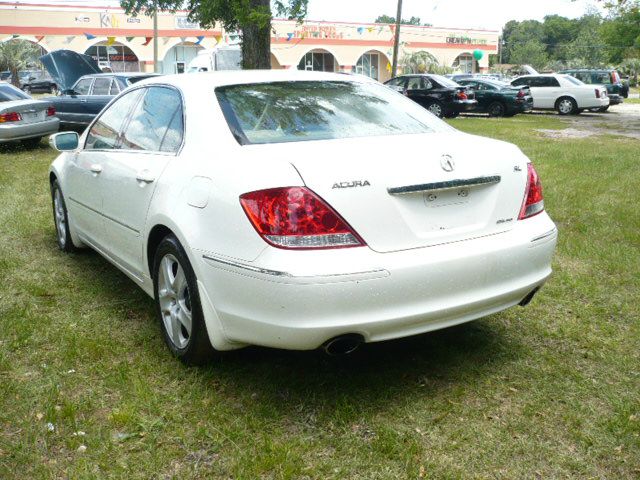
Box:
[49,71,557,363]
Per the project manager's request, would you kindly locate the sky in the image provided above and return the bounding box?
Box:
[7,0,606,31]
[305,0,605,31]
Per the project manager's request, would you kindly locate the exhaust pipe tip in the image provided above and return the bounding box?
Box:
[322,334,363,356]
[519,287,540,307]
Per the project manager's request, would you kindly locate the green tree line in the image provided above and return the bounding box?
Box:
[501,6,640,72]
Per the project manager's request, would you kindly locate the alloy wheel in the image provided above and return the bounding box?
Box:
[157,254,193,349]
[53,188,66,248]
[558,99,574,114]
[428,103,443,117]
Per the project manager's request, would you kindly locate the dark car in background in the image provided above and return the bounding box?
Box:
[40,49,158,129]
[456,78,533,117]
[20,70,58,94]
[384,74,477,118]
[44,73,157,129]
[560,68,628,110]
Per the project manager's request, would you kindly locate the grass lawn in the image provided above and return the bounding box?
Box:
[1,115,639,479]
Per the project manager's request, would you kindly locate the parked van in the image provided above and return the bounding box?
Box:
[560,69,628,108]
[187,46,242,73]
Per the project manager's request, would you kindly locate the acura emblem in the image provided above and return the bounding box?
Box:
[440,154,455,172]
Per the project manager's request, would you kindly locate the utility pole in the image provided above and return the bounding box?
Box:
[391,0,403,78]
[153,0,159,73]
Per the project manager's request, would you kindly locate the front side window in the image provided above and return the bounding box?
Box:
[216,80,449,145]
[120,86,184,153]
[385,77,405,88]
[85,89,143,150]
[74,78,93,95]
[406,77,423,90]
[92,77,112,95]
[109,80,120,96]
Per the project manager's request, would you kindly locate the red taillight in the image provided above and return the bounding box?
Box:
[456,91,468,100]
[0,112,22,123]
[517,89,526,98]
[519,163,544,220]
[46,106,55,116]
[239,186,365,249]
[595,89,600,98]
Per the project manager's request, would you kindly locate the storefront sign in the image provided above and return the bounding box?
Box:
[126,17,141,24]
[100,13,119,28]
[296,25,344,40]
[175,16,199,29]
[74,16,90,23]
[446,35,488,45]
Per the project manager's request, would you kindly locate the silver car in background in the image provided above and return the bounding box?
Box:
[0,82,59,147]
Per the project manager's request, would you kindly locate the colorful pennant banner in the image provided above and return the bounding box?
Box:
[143,37,152,46]
[84,32,95,40]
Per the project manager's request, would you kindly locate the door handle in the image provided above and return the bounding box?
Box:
[90,164,102,174]
[136,170,156,184]
[80,99,88,103]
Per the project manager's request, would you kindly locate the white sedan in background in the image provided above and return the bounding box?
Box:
[511,73,609,115]
[48,71,557,364]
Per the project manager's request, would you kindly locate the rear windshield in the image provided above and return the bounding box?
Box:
[0,83,30,101]
[430,75,460,88]
[216,81,444,145]
[564,75,584,86]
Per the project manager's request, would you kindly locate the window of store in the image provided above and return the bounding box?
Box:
[452,53,474,74]
[297,51,337,72]
[85,43,140,73]
[162,43,203,75]
[355,53,379,81]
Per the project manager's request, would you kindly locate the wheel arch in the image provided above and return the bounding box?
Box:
[555,94,577,107]
[146,224,175,280]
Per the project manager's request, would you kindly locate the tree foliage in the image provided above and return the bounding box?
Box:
[374,15,427,26]
[120,0,308,69]
[0,40,42,87]
[400,50,451,75]
[501,7,640,70]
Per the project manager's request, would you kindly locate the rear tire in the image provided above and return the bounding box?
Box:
[556,97,578,115]
[487,102,506,117]
[425,100,444,118]
[153,235,215,365]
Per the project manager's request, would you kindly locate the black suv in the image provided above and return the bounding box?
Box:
[384,74,477,118]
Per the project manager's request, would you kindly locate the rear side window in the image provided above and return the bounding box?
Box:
[539,77,560,87]
[85,89,143,150]
[406,77,423,90]
[0,84,30,101]
[216,80,441,145]
[120,86,184,153]
[109,80,120,96]
[92,77,111,95]
[74,78,93,95]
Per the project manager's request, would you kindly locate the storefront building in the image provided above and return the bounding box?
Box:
[1,2,499,80]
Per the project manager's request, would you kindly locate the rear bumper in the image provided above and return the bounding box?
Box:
[194,212,557,351]
[452,99,478,112]
[608,94,623,105]
[581,97,610,109]
[0,117,59,142]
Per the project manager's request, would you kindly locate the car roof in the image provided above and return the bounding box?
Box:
[78,72,159,80]
[133,70,378,90]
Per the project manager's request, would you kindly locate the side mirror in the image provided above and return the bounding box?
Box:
[49,132,79,152]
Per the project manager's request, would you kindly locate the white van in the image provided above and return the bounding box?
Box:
[187,46,242,72]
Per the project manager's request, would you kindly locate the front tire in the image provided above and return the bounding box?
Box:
[556,97,578,115]
[51,180,76,253]
[153,235,214,365]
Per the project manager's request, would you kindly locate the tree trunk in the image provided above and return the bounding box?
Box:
[10,66,20,88]
[240,0,272,69]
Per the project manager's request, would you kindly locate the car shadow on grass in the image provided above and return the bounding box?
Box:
[62,244,522,416]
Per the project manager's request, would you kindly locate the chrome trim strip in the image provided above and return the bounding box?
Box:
[203,254,292,277]
[388,175,501,195]
[68,197,140,234]
[530,228,557,243]
[202,254,387,279]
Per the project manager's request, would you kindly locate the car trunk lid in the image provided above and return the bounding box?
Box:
[275,132,529,253]
[0,100,51,124]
